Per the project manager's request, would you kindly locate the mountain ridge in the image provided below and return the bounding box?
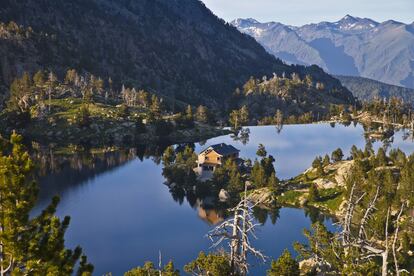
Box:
[335,75,414,105]
[232,15,414,89]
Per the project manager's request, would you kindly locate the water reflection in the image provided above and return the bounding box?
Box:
[197,205,225,225]
[230,128,251,145]
[31,123,414,275]
[33,148,138,207]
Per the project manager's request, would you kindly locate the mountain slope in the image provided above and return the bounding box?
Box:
[336,75,414,104]
[0,0,351,108]
[232,16,414,89]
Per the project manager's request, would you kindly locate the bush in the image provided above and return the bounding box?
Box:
[125,261,179,276]
[185,252,232,276]
[268,249,300,276]
[76,105,91,127]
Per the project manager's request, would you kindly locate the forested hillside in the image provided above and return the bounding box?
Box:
[0,0,350,109]
[336,75,414,105]
[229,73,355,125]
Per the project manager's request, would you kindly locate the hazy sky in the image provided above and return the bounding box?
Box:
[200,0,414,26]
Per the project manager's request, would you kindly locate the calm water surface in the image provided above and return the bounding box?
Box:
[34,123,414,275]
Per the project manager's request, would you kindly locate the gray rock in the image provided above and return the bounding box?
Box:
[218,189,230,202]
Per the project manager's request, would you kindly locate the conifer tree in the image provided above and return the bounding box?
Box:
[185,252,231,276]
[150,95,161,119]
[0,133,93,275]
[195,105,209,123]
[331,148,344,162]
[312,156,324,176]
[322,154,330,167]
[162,146,176,166]
[229,105,249,129]
[8,72,33,112]
[268,172,279,194]
[185,105,193,121]
[251,160,267,188]
[256,144,267,158]
[308,184,320,202]
[125,261,179,276]
[376,148,388,167]
[268,249,299,276]
[33,70,46,87]
[76,104,91,127]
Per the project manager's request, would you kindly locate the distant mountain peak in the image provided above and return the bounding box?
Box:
[382,19,405,26]
[340,14,357,21]
[245,18,260,24]
[231,16,414,89]
[231,18,261,27]
[334,15,378,30]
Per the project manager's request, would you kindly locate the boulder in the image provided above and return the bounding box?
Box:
[299,197,308,206]
[219,189,230,202]
[334,160,354,186]
[314,178,336,189]
[248,188,274,206]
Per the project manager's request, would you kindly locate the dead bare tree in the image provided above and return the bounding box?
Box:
[208,186,266,275]
[338,183,408,276]
[392,203,407,276]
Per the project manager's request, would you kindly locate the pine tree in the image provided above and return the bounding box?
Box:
[239,105,249,126]
[322,154,330,167]
[350,145,361,160]
[308,184,320,202]
[312,156,324,176]
[305,75,313,89]
[251,160,267,188]
[256,144,267,157]
[331,148,344,162]
[33,70,45,87]
[162,146,176,166]
[64,69,78,85]
[8,72,33,112]
[76,104,91,127]
[229,106,249,129]
[46,72,58,109]
[268,172,279,194]
[119,104,130,119]
[185,105,193,121]
[268,249,300,276]
[261,155,276,179]
[150,95,161,119]
[376,148,388,167]
[126,261,179,276]
[274,109,283,126]
[0,133,93,275]
[185,252,231,276]
[195,105,209,123]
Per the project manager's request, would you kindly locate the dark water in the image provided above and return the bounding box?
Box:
[33,123,414,275]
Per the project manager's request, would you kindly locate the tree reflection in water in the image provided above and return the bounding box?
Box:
[231,128,250,145]
[31,142,172,205]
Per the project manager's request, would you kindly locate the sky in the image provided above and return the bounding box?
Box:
[200,0,414,26]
